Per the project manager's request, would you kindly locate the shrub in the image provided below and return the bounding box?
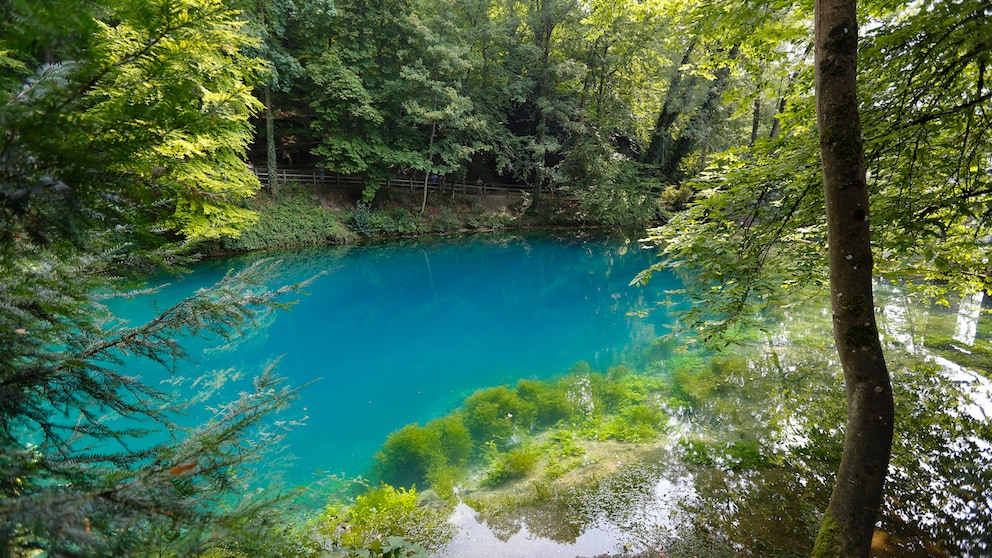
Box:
[350,202,374,235]
[221,184,351,251]
[317,485,452,554]
[659,183,694,212]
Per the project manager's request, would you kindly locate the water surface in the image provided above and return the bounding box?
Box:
[117,233,678,485]
[113,234,992,556]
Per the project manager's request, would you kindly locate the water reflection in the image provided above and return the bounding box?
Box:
[954,292,984,346]
[444,284,992,557]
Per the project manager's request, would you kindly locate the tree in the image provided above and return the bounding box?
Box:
[307,0,420,200]
[1,0,266,243]
[810,0,893,554]
[400,8,487,213]
[0,0,313,554]
[634,0,991,554]
[859,0,992,299]
[240,0,303,196]
[236,0,338,196]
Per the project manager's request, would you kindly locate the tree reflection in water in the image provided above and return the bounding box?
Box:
[450,285,991,557]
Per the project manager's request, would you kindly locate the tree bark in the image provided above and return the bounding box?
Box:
[750,96,761,146]
[420,119,436,215]
[812,0,894,556]
[264,83,279,197]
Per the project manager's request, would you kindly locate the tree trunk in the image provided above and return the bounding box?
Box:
[645,43,737,182]
[750,96,761,146]
[769,96,786,139]
[812,0,894,556]
[643,42,696,169]
[771,44,812,140]
[264,84,278,197]
[421,119,437,215]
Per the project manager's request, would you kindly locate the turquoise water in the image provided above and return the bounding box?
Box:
[115,233,680,485]
[105,233,992,555]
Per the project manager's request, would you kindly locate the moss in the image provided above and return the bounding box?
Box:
[515,378,580,427]
[483,444,541,486]
[463,386,537,445]
[600,403,665,442]
[542,430,586,480]
[811,511,845,558]
[373,414,472,489]
[841,323,879,351]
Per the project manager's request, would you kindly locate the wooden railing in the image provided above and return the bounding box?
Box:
[252,168,531,197]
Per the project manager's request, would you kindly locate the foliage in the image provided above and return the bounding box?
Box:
[635,0,992,343]
[465,208,513,232]
[571,158,665,227]
[317,485,453,556]
[858,0,992,300]
[1,0,267,245]
[304,0,424,199]
[0,1,315,554]
[351,202,376,236]
[632,133,827,345]
[221,184,352,252]
[0,256,313,555]
[349,202,429,237]
[658,184,694,212]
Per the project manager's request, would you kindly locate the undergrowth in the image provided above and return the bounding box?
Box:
[221,183,352,251]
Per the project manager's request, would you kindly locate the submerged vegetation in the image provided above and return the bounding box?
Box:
[305,290,992,558]
[372,364,670,492]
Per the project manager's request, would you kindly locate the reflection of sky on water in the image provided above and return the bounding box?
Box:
[954,292,984,346]
[444,503,622,558]
[878,284,992,425]
[443,458,700,558]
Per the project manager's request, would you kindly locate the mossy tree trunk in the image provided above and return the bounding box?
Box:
[812,0,894,556]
